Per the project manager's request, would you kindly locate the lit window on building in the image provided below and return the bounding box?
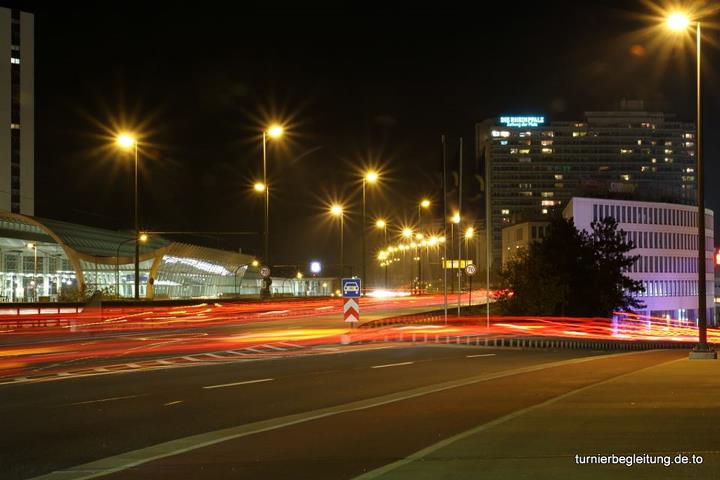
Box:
[541,147,553,154]
[554,174,563,180]
[541,140,553,146]
[519,148,530,154]
[572,131,587,137]
[501,209,510,215]
[10,123,20,129]
[541,192,553,198]
[620,148,632,154]
[621,174,630,181]
[541,208,548,214]
[541,200,555,206]
[10,58,19,64]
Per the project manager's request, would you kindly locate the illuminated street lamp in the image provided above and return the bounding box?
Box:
[251,259,259,268]
[418,198,431,226]
[362,170,379,290]
[664,11,714,358]
[402,227,414,239]
[375,218,388,288]
[115,132,142,299]
[261,124,284,288]
[115,232,149,298]
[330,204,345,278]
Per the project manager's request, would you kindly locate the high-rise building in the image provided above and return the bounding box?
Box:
[476,102,696,269]
[0,7,33,215]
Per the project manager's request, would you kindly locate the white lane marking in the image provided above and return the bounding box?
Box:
[203,353,227,359]
[259,310,290,315]
[67,394,146,407]
[182,356,202,362]
[315,306,333,310]
[276,342,303,348]
[370,361,414,369]
[30,351,655,480]
[56,372,72,377]
[126,363,142,368]
[156,360,174,365]
[355,356,686,479]
[94,368,109,372]
[243,348,266,353]
[226,350,247,355]
[261,344,286,351]
[466,354,497,358]
[202,378,274,390]
[164,400,183,407]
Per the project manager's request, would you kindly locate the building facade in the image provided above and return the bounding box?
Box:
[476,103,696,270]
[501,221,550,267]
[0,7,33,215]
[564,197,714,323]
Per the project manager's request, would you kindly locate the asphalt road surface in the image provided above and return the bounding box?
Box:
[0,343,683,479]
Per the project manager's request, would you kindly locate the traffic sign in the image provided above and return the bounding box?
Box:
[341,278,361,298]
[259,266,271,278]
[343,297,359,323]
[465,264,477,276]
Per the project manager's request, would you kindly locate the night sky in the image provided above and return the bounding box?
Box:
[6,2,720,273]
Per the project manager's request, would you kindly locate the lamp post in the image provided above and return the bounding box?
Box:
[26,242,37,301]
[261,124,283,268]
[402,227,414,292]
[116,133,142,299]
[330,204,344,279]
[115,233,148,298]
[665,12,715,359]
[362,171,378,292]
[418,199,430,226]
[375,218,388,288]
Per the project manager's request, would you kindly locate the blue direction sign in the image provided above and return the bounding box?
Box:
[341,278,362,298]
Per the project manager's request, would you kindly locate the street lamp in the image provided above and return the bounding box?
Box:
[362,170,379,291]
[375,218,388,288]
[418,198,431,226]
[260,124,284,281]
[116,133,141,299]
[664,12,715,359]
[115,233,149,298]
[330,204,344,278]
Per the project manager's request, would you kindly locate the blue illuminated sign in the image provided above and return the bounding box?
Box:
[499,116,545,127]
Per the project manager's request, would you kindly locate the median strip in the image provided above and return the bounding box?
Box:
[466,354,497,358]
[202,378,274,389]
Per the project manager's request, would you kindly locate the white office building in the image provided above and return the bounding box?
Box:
[0,7,33,215]
[564,197,715,323]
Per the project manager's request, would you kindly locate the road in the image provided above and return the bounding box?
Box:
[0,343,688,480]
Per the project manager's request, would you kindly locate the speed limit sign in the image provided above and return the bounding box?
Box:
[259,266,271,278]
[465,264,477,276]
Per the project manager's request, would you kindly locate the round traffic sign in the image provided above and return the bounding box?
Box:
[465,263,477,276]
[259,266,271,278]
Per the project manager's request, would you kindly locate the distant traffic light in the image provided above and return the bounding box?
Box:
[716,249,720,267]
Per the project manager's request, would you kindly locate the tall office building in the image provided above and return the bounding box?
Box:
[476,102,696,269]
[0,7,33,215]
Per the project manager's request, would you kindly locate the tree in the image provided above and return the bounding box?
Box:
[498,216,643,317]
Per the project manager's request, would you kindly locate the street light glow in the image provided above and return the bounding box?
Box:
[451,213,461,224]
[253,182,266,192]
[267,125,284,139]
[251,260,259,267]
[375,219,386,229]
[465,227,475,239]
[365,171,379,183]
[667,12,690,31]
[116,133,136,149]
[330,204,343,216]
[139,233,149,242]
[420,199,430,208]
[402,228,413,239]
[26,242,35,250]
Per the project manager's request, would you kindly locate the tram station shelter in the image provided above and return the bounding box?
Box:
[0,211,270,301]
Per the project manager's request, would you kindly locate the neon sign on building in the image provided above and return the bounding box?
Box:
[499,116,545,127]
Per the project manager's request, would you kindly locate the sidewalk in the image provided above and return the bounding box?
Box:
[366,357,720,479]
